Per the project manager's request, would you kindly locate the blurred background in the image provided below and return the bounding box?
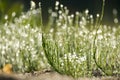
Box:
[0,0,120,25]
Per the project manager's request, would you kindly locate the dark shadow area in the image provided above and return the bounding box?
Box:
[32,0,120,26]
[2,0,120,25]
[0,75,18,80]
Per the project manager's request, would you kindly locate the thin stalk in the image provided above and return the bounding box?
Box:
[39,2,43,30]
[93,0,109,75]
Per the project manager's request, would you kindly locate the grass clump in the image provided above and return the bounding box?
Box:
[42,0,120,78]
[0,0,119,78]
[0,7,49,73]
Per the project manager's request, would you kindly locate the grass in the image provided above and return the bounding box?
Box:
[0,0,120,78]
[0,8,49,73]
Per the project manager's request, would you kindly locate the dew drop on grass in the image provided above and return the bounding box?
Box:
[114,18,118,24]
[56,1,59,6]
[96,14,100,18]
[4,15,8,20]
[85,9,89,14]
[60,4,63,8]
[12,12,16,17]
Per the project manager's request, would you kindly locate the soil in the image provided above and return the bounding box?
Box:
[0,70,119,80]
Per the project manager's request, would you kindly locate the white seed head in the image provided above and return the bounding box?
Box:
[76,11,79,15]
[90,15,93,19]
[98,35,103,40]
[55,1,59,6]
[71,14,74,18]
[30,1,36,9]
[39,2,41,7]
[50,28,54,33]
[60,4,63,8]
[55,6,58,10]
[1,50,5,55]
[58,10,62,14]
[12,12,16,17]
[85,9,89,14]
[114,18,118,24]
[96,14,100,17]
[113,9,117,15]
[59,15,63,19]
[97,29,102,34]
[4,15,8,20]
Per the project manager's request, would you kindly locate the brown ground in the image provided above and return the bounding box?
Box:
[0,71,119,80]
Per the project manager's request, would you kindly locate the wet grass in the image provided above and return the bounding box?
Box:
[0,0,119,78]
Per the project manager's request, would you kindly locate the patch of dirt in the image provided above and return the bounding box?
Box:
[0,70,119,80]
